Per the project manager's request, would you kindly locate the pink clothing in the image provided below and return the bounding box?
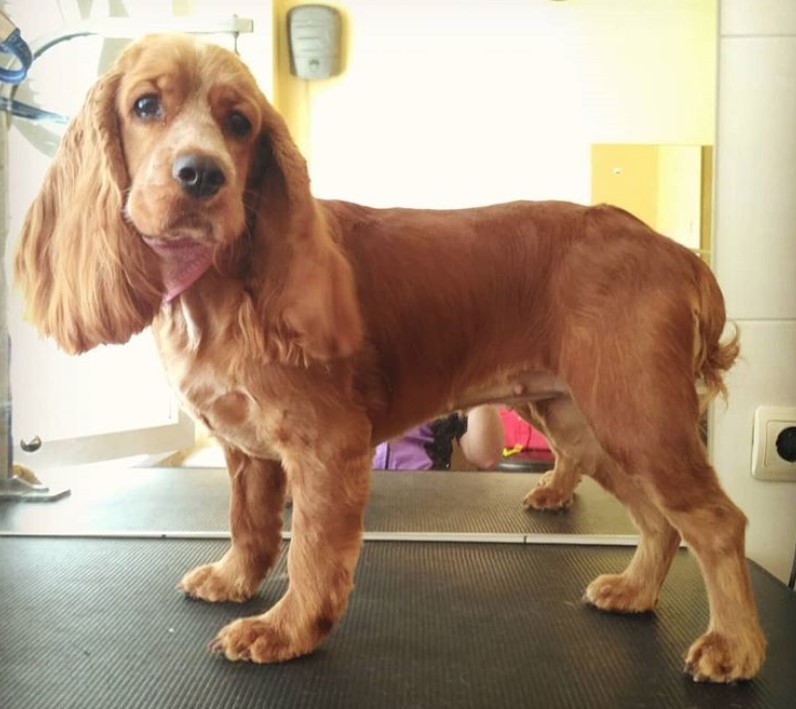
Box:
[499,407,550,451]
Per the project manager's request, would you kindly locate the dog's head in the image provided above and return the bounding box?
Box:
[15,34,362,362]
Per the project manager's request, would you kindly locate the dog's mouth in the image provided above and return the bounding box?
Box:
[126,191,221,242]
[141,236,215,302]
[142,235,209,253]
[163,212,216,241]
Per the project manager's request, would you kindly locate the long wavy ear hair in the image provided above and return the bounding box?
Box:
[242,100,363,365]
[14,68,162,355]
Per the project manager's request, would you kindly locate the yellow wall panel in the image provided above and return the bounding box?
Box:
[591,144,659,229]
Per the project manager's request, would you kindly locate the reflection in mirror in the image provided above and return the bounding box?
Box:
[1,0,717,542]
[591,144,714,261]
[132,2,716,545]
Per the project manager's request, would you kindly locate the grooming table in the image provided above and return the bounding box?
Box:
[0,467,793,708]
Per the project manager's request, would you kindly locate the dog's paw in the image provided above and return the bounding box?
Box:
[583,573,657,613]
[523,485,574,511]
[684,630,766,683]
[523,472,574,511]
[209,615,315,664]
[179,562,257,603]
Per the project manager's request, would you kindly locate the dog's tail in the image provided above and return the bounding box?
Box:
[693,259,739,414]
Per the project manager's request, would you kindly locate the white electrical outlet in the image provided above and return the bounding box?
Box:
[751,406,796,482]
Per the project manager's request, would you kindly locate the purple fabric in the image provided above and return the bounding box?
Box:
[372,422,435,470]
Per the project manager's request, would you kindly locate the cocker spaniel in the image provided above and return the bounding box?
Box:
[14,34,765,682]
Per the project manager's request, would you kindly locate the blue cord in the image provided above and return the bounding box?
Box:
[0,27,33,85]
[0,13,69,123]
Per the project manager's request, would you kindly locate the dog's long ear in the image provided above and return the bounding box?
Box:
[14,69,162,355]
[245,103,363,364]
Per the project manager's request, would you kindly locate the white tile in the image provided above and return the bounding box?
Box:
[709,319,796,583]
[721,0,796,37]
[714,36,796,320]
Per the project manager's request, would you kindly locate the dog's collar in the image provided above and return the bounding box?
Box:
[142,237,214,302]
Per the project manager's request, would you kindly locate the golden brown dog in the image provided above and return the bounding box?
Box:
[14,34,765,681]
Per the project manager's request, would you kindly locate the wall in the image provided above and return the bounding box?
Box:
[590,144,706,252]
[710,0,796,583]
[656,145,703,250]
[590,144,660,229]
[279,0,717,208]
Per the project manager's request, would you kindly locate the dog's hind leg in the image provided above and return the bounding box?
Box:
[518,400,583,511]
[584,462,681,613]
[179,447,286,603]
[567,356,765,682]
[643,454,767,682]
[624,441,766,681]
[531,396,681,610]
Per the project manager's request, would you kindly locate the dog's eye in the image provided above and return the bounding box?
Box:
[226,111,252,138]
[133,94,163,120]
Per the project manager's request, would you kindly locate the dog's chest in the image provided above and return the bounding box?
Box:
[152,301,283,460]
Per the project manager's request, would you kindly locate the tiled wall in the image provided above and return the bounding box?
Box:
[711,0,796,582]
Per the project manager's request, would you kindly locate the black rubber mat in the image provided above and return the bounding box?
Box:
[0,538,793,708]
[0,467,636,537]
[0,467,231,535]
[366,470,635,536]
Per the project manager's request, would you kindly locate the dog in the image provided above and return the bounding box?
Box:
[14,34,765,682]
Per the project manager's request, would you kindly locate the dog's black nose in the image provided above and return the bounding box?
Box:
[172,154,226,199]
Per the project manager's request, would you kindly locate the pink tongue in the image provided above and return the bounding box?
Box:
[143,237,214,302]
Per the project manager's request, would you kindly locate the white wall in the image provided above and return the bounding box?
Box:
[305,0,716,208]
[710,0,796,583]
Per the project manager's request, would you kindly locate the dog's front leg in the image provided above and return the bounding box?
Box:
[210,433,372,663]
[180,447,286,602]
